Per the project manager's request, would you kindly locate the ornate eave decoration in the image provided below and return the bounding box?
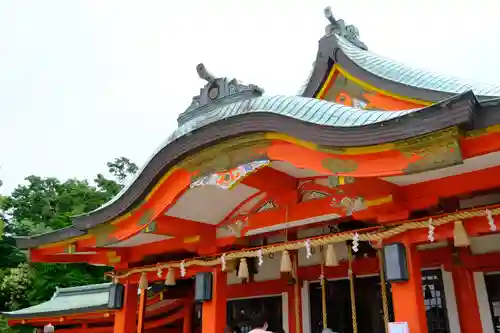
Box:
[177,63,264,126]
[324,7,368,50]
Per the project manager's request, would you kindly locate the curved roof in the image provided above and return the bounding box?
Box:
[75,95,418,222]
[301,7,500,101]
[336,36,500,98]
[2,283,112,319]
[14,11,500,246]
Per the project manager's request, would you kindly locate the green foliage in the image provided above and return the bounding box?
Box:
[0,157,138,330]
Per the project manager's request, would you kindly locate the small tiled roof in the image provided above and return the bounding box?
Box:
[2,283,112,319]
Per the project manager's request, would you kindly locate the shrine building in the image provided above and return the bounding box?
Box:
[6,7,500,333]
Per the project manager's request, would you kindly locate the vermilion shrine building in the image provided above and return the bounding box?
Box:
[6,8,500,333]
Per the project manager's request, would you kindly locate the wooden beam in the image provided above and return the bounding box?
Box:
[153,215,216,238]
[240,167,297,198]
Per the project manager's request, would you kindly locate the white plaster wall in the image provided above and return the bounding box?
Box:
[226,253,282,284]
[301,281,311,333]
[254,253,282,282]
[282,292,289,333]
[474,272,495,333]
[441,268,461,333]
[298,242,348,267]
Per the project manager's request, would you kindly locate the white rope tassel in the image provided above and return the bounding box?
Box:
[305,239,312,259]
[486,209,497,232]
[257,248,264,267]
[427,218,435,242]
[180,260,186,277]
[221,253,226,271]
[352,232,359,252]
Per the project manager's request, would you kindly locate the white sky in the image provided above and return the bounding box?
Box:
[1,0,500,194]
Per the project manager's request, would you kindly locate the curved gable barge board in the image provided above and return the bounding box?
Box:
[16,227,85,249]
[474,98,500,129]
[302,34,500,102]
[67,92,475,231]
[301,34,338,98]
[15,93,477,250]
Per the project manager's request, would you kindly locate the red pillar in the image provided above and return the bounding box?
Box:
[113,282,138,333]
[202,269,227,333]
[137,280,148,333]
[452,249,483,333]
[183,298,194,333]
[390,242,428,333]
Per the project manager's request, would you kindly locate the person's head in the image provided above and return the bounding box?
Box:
[250,315,268,330]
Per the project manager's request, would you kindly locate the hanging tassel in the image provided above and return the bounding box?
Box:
[138,273,148,290]
[305,239,312,259]
[156,265,163,278]
[486,209,497,232]
[352,232,359,252]
[180,261,186,277]
[226,259,238,272]
[453,220,470,247]
[221,254,227,271]
[257,248,264,266]
[427,218,435,242]
[280,250,292,273]
[325,244,339,267]
[237,258,249,279]
[165,268,176,286]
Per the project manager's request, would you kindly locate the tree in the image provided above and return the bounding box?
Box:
[105,157,138,184]
[0,157,138,330]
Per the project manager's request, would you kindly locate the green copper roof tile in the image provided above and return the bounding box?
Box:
[2,283,112,318]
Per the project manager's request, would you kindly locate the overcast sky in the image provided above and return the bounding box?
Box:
[1,0,499,194]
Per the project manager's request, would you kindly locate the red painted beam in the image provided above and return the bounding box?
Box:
[241,166,297,195]
[153,215,216,238]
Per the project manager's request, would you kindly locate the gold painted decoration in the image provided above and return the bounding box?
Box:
[141,220,157,234]
[395,127,463,174]
[179,134,270,175]
[331,196,365,215]
[318,65,430,109]
[403,141,462,174]
[89,223,118,247]
[321,157,358,174]
[66,243,76,254]
[190,160,270,190]
[326,175,355,187]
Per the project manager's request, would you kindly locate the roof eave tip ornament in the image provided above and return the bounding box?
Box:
[176,63,264,127]
[323,6,368,51]
[196,63,216,84]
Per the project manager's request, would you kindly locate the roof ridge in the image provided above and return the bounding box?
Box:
[55,283,112,296]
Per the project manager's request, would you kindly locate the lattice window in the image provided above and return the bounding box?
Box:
[422,269,450,333]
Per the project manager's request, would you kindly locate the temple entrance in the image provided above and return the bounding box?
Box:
[309,270,450,333]
[227,296,283,333]
[309,276,391,333]
[484,272,500,333]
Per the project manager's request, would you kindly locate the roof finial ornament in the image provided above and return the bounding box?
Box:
[177,63,264,127]
[324,7,367,50]
[196,63,216,84]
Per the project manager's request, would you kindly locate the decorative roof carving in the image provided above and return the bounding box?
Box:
[177,63,264,126]
[324,7,367,50]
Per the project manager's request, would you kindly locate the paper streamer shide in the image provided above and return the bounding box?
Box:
[190,160,271,190]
